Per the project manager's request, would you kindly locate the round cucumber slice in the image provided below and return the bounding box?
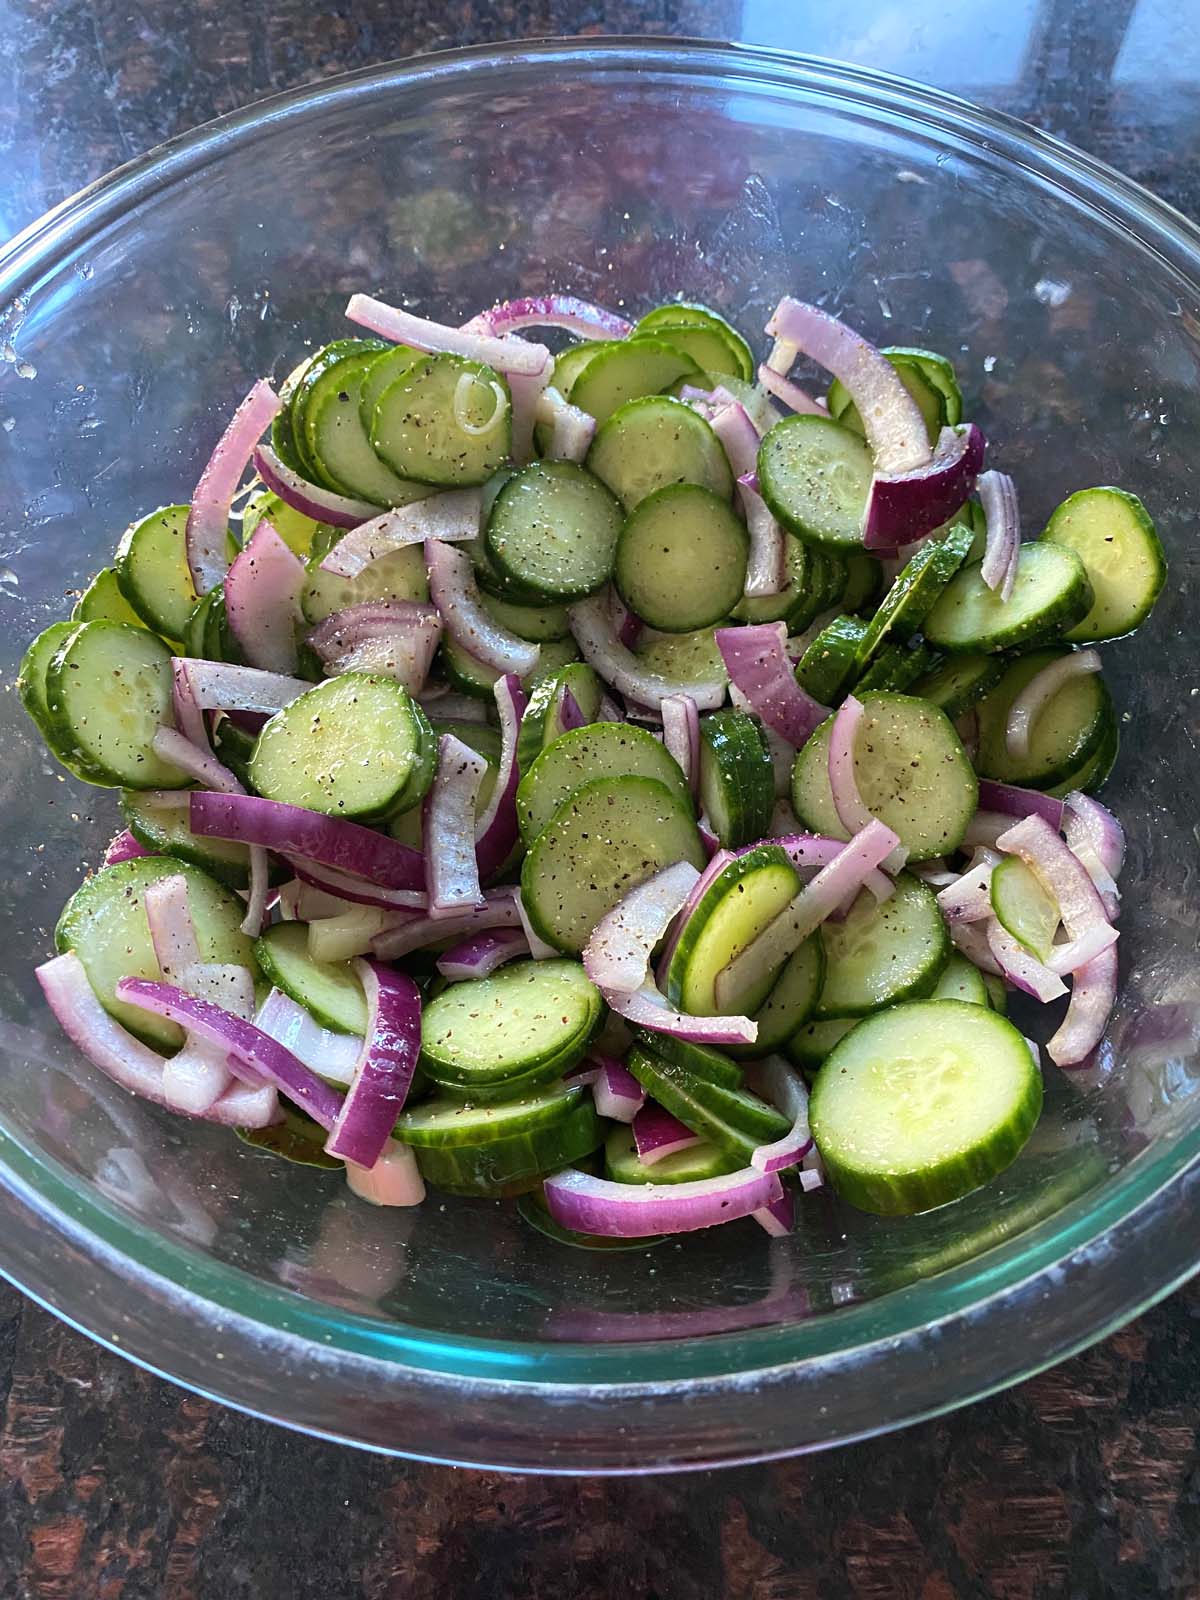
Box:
[73,566,148,629]
[255,922,367,1035]
[730,531,819,627]
[480,593,571,642]
[415,1099,604,1196]
[303,350,426,505]
[629,1032,744,1089]
[757,414,874,548]
[371,354,511,487]
[816,871,949,1017]
[301,541,428,625]
[931,951,990,1005]
[19,622,84,750]
[250,673,435,821]
[55,857,259,1052]
[795,614,868,704]
[114,504,199,641]
[633,303,754,381]
[854,523,975,673]
[358,345,421,432]
[485,460,624,602]
[419,959,602,1092]
[626,1045,789,1164]
[604,1124,739,1185]
[565,337,702,424]
[809,999,1043,1214]
[615,483,748,632]
[1043,486,1166,643]
[726,933,825,1059]
[517,721,690,846]
[785,1015,859,1076]
[791,691,978,861]
[975,648,1114,789]
[396,1083,587,1148]
[634,626,728,686]
[521,775,705,954]
[923,543,1094,654]
[911,651,1008,719]
[515,663,602,773]
[1044,718,1119,798]
[587,395,733,510]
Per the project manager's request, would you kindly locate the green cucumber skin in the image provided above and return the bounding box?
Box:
[696,708,775,849]
[604,1124,739,1185]
[854,522,975,673]
[725,933,825,1059]
[396,1084,587,1148]
[626,1046,789,1164]
[629,1031,743,1089]
[923,543,1094,654]
[1042,486,1167,643]
[414,1099,604,1196]
[815,871,950,1018]
[795,615,868,704]
[975,648,1114,789]
[255,922,368,1036]
[757,415,875,550]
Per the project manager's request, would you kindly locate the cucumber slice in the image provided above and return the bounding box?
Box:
[626,1045,789,1164]
[114,504,197,641]
[586,396,733,510]
[1045,718,1119,798]
[290,339,378,481]
[272,356,314,475]
[629,1032,743,1089]
[480,593,571,642]
[795,614,868,704]
[785,1015,858,1074]
[305,353,431,506]
[420,959,602,1093]
[975,648,1114,788]
[829,347,958,443]
[414,1098,603,1196]
[816,871,949,1017]
[1042,486,1166,642]
[549,340,611,398]
[664,843,802,1016]
[983,973,1008,1014]
[633,303,754,381]
[73,567,149,629]
[604,1124,739,1184]
[615,483,748,632]
[516,663,602,772]
[923,543,1094,654]
[854,522,975,673]
[521,775,705,954]
[210,714,256,787]
[854,639,939,695]
[18,622,85,751]
[911,652,1007,719]
[990,856,1058,963]
[840,550,885,614]
[566,337,702,425]
[931,950,990,1005]
[389,719,498,849]
[300,542,428,625]
[791,691,977,861]
[55,857,258,1051]
[730,534,821,629]
[696,707,774,849]
[813,548,850,613]
[726,933,825,1059]
[894,348,963,426]
[357,345,421,432]
[397,1082,586,1147]
[371,354,511,487]
[250,672,435,821]
[485,461,624,602]
[44,622,188,789]
[441,633,581,701]
[635,626,728,686]
[757,415,874,549]
[809,999,1043,1214]
[242,492,330,559]
[517,720,690,845]
[121,789,269,891]
[255,922,367,1035]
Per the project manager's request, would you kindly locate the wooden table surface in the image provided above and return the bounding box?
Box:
[1,1,1199,1594]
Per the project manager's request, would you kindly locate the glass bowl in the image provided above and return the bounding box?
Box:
[1,39,1197,1474]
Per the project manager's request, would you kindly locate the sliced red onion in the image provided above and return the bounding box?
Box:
[827,695,908,872]
[759,832,894,903]
[736,472,787,598]
[697,816,721,858]
[278,878,362,920]
[765,337,799,376]
[543,1163,783,1238]
[425,540,539,675]
[346,292,551,379]
[582,861,701,995]
[117,978,344,1128]
[976,780,1065,832]
[590,1056,647,1123]
[597,693,625,723]
[345,1140,426,1207]
[143,873,202,978]
[436,927,529,980]
[863,424,985,550]
[978,470,1020,598]
[603,981,757,1047]
[962,810,1016,851]
[632,1102,702,1163]
[558,687,587,732]
[151,727,241,794]
[308,600,442,693]
[715,622,826,745]
[935,860,995,924]
[660,694,700,796]
[308,905,405,963]
[190,791,423,890]
[371,886,521,960]
[463,295,631,341]
[224,520,305,675]
[534,385,597,462]
[507,364,553,466]
[514,888,560,961]
[996,813,1114,940]
[424,734,487,916]
[288,860,426,913]
[186,378,281,594]
[175,657,310,716]
[569,595,726,711]
[710,401,759,479]
[752,1187,796,1237]
[985,920,1067,1003]
[949,919,1004,977]
[319,490,481,579]
[104,830,150,866]
[766,298,928,471]
[748,1056,813,1173]
[171,657,208,748]
[37,953,278,1127]
[756,363,826,416]
[1006,650,1102,761]
[253,442,381,530]
[1063,791,1123,919]
[255,987,362,1086]
[1049,942,1119,1067]
[474,673,526,881]
[324,962,421,1168]
[1045,922,1119,976]
[713,819,901,1013]
[654,848,735,985]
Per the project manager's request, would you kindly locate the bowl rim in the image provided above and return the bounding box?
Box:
[2,35,1198,1472]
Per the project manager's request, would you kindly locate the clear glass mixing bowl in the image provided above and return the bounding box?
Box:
[0,39,1197,1473]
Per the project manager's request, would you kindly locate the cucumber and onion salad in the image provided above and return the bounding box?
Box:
[22,286,1162,1246]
